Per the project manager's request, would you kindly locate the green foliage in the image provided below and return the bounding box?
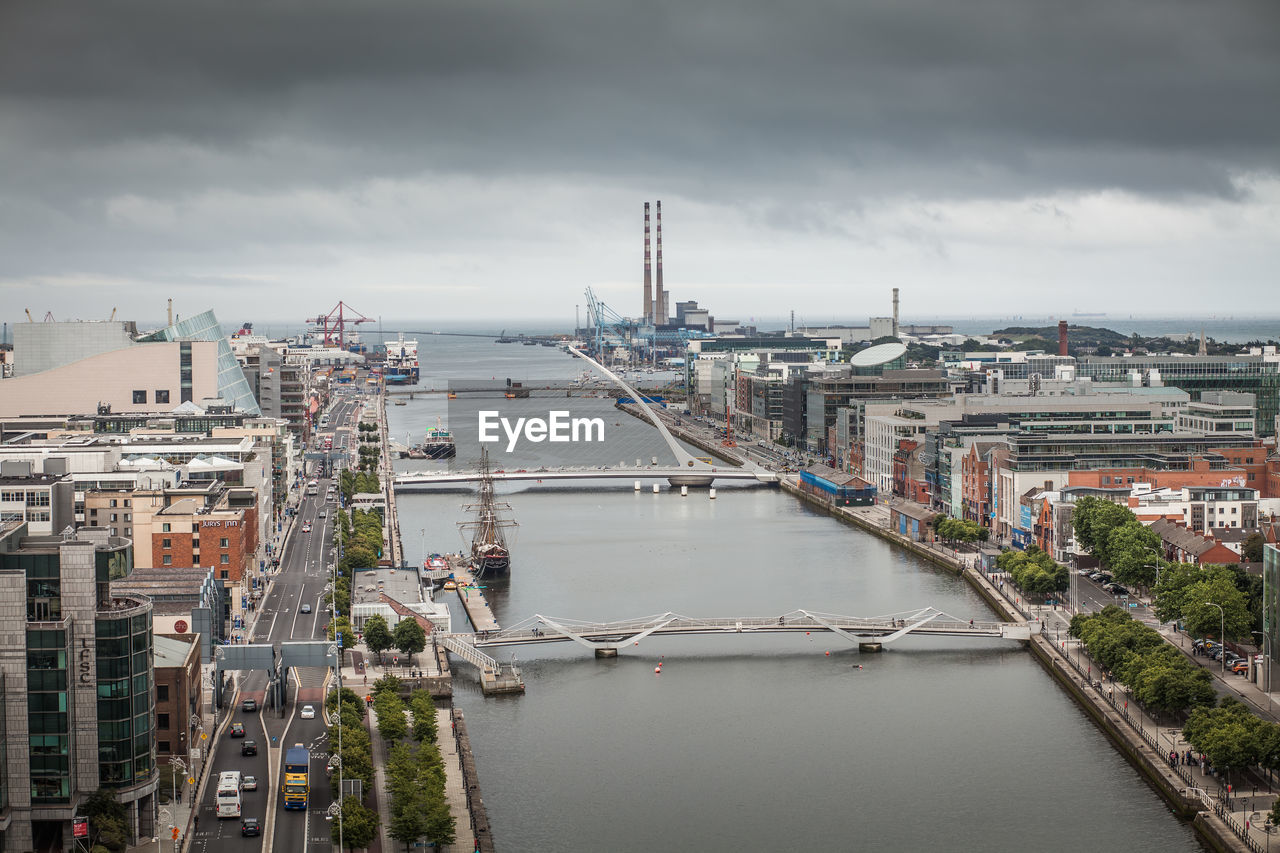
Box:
[325,687,365,724]
[393,618,428,660]
[1072,606,1212,716]
[1102,522,1163,588]
[374,690,408,742]
[364,615,394,661]
[410,689,439,744]
[1181,577,1251,641]
[997,546,1068,594]
[337,795,380,852]
[373,673,403,697]
[1244,533,1265,563]
[1183,698,1268,782]
[1071,496,1135,557]
[934,516,984,543]
[82,789,129,853]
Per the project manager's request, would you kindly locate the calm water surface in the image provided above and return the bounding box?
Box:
[386,341,1203,852]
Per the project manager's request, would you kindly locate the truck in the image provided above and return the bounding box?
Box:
[282,745,309,810]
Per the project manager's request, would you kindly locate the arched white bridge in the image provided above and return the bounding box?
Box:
[393,345,778,488]
[436,607,1035,674]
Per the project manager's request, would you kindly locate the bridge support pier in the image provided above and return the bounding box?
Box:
[858,642,883,653]
[594,647,618,658]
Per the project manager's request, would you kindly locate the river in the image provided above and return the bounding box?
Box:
[386,337,1204,852]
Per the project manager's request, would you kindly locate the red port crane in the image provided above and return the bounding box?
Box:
[306,301,373,350]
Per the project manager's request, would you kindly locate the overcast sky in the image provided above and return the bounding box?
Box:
[2,0,1278,327]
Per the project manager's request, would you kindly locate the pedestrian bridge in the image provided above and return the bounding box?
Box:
[395,465,778,489]
[439,607,1034,666]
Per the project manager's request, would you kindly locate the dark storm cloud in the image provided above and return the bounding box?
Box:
[1,0,1278,317]
[4,0,1278,200]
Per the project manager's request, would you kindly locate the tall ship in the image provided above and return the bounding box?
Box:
[458,450,517,578]
[384,333,420,383]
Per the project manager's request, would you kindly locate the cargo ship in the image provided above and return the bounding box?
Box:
[458,450,517,578]
[384,333,419,383]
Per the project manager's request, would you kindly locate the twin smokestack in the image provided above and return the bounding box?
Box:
[642,201,668,323]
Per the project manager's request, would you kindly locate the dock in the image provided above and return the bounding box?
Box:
[451,561,500,633]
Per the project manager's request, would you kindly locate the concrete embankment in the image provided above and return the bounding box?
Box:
[451,708,496,853]
[779,477,1253,852]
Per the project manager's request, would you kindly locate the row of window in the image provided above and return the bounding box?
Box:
[161,554,230,565]
[0,490,52,505]
[132,389,172,404]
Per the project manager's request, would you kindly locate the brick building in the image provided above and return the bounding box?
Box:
[153,634,202,761]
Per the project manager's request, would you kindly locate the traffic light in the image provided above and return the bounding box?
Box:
[171,827,180,840]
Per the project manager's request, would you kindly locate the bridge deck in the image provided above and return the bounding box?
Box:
[439,609,1033,659]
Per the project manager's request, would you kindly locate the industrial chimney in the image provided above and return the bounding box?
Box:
[1058,320,1068,356]
[643,203,652,323]
[655,200,666,324]
[892,288,899,338]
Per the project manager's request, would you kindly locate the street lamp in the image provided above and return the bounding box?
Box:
[1207,602,1226,675]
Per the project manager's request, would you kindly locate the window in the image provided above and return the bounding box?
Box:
[1232,507,1237,513]
[219,570,228,580]
[162,523,171,533]
[220,554,230,564]
[123,499,130,507]
[158,740,171,753]
[110,514,117,522]
[162,556,172,566]
[155,390,170,404]
[157,713,169,730]
[219,538,229,548]
[1101,476,1110,485]
[132,390,146,404]
[162,539,171,549]
[110,499,118,508]
[157,685,169,702]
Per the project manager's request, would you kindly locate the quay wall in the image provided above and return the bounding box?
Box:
[451,708,496,853]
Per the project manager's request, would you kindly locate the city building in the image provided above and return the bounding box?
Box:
[153,634,202,761]
[0,522,157,850]
[0,465,75,535]
[1,311,260,419]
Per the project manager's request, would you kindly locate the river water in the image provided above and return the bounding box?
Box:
[387,338,1203,852]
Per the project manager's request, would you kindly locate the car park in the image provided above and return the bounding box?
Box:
[242,698,258,712]
[241,739,258,757]
[229,722,245,738]
[241,775,258,791]
[241,818,261,837]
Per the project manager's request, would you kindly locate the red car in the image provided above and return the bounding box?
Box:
[230,722,245,738]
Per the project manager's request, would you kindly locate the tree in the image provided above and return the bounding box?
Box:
[364,615,394,663]
[82,789,129,853]
[1103,522,1163,588]
[1071,496,1135,556]
[374,691,408,742]
[1181,576,1251,641]
[337,796,380,852]
[393,618,427,662]
[410,690,439,743]
[1244,533,1266,563]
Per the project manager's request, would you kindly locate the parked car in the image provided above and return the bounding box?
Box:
[241,818,261,837]
[241,775,258,791]
[242,698,258,712]
[241,739,258,757]
[229,722,245,738]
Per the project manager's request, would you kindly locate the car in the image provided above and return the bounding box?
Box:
[300,704,316,719]
[242,698,258,712]
[241,775,258,791]
[301,603,312,614]
[229,722,245,738]
[319,510,327,519]
[241,818,261,837]
[302,523,312,533]
[1230,659,1251,674]
[241,739,258,756]
[1076,568,1093,576]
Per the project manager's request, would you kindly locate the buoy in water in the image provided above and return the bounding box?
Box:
[825,651,830,656]
[680,485,688,497]
[654,667,661,674]
[709,488,717,499]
